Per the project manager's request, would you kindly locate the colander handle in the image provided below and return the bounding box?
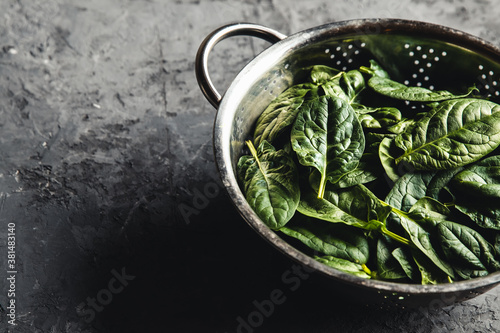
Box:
[195,23,287,108]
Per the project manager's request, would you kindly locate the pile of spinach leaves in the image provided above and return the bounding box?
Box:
[237,60,500,284]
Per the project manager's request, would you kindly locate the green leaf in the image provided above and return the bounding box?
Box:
[298,185,411,245]
[321,78,350,101]
[238,61,500,284]
[393,98,500,170]
[309,68,366,106]
[314,255,371,278]
[297,188,373,230]
[291,96,365,198]
[452,155,500,200]
[437,221,500,279]
[340,70,365,103]
[332,160,379,188]
[387,118,416,134]
[354,106,402,129]
[453,205,500,231]
[359,59,390,79]
[280,222,370,264]
[386,172,436,212]
[450,156,500,230]
[392,247,420,281]
[309,65,342,84]
[237,141,300,230]
[412,249,452,284]
[253,83,318,147]
[396,212,455,278]
[376,237,408,280]
[365,132,397,150]
[298,185,389,228]
[385,170,460,212]
[367,76,474,102]
[311,69,366,104]
[309,153,379,190]
[379,137,404,183]
[407,197,451,229]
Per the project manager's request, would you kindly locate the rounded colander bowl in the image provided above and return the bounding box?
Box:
[195,19,500,307]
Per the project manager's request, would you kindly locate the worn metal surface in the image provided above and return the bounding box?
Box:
[0,0,499,332]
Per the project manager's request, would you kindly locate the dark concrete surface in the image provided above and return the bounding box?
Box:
[0,0,500,332]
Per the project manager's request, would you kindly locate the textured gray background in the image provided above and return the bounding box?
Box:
[0,0,500,332]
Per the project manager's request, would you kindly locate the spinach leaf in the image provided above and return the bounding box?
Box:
[253,67,366,148]
[387,118,416,134]
[367,76,474,102]
[450,156,500,230]
[359,59,390,79]
[297,187,376,230]
[307,65,348,101]
[412,249,453,284]
[379,137,405,183]
[407,197,451,229]
[385,169,460,212]
[309,68,365,103]
[451,155,500,200]
[291,96,365,198]
[354,106,402,129]
[315,255,371,279]
[394,210,455,278]
[340,70,365,103]
[309,152,379,190]
[321,77,351,101]
[450,264,490,280]
[393,98,500,170]
[253,83,318,147]
[366,132,397,149]
[237,140,300,230]
[376,237,408,280]
[309,65,342,84]
[437,221,500,279]
[298,185,410,245]
[452,204,500,232]
[280,222,370,264]
[392,247,420,282]
[327,160,379,188]
[385,172,438,212]
[321,184,392,225]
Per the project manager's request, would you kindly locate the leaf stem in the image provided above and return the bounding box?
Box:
[359,66,373,75]
[378,199,407,217]
[246,140,264,171]
[317,172,327,199]
[377,199,415,247]
[246,140,258,159]
[381,225,412,246]
[367,218,412,246]
[361,263,372,276]
[330,72,344,80]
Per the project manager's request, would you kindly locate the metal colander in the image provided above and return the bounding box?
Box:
[196,19,500,307]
